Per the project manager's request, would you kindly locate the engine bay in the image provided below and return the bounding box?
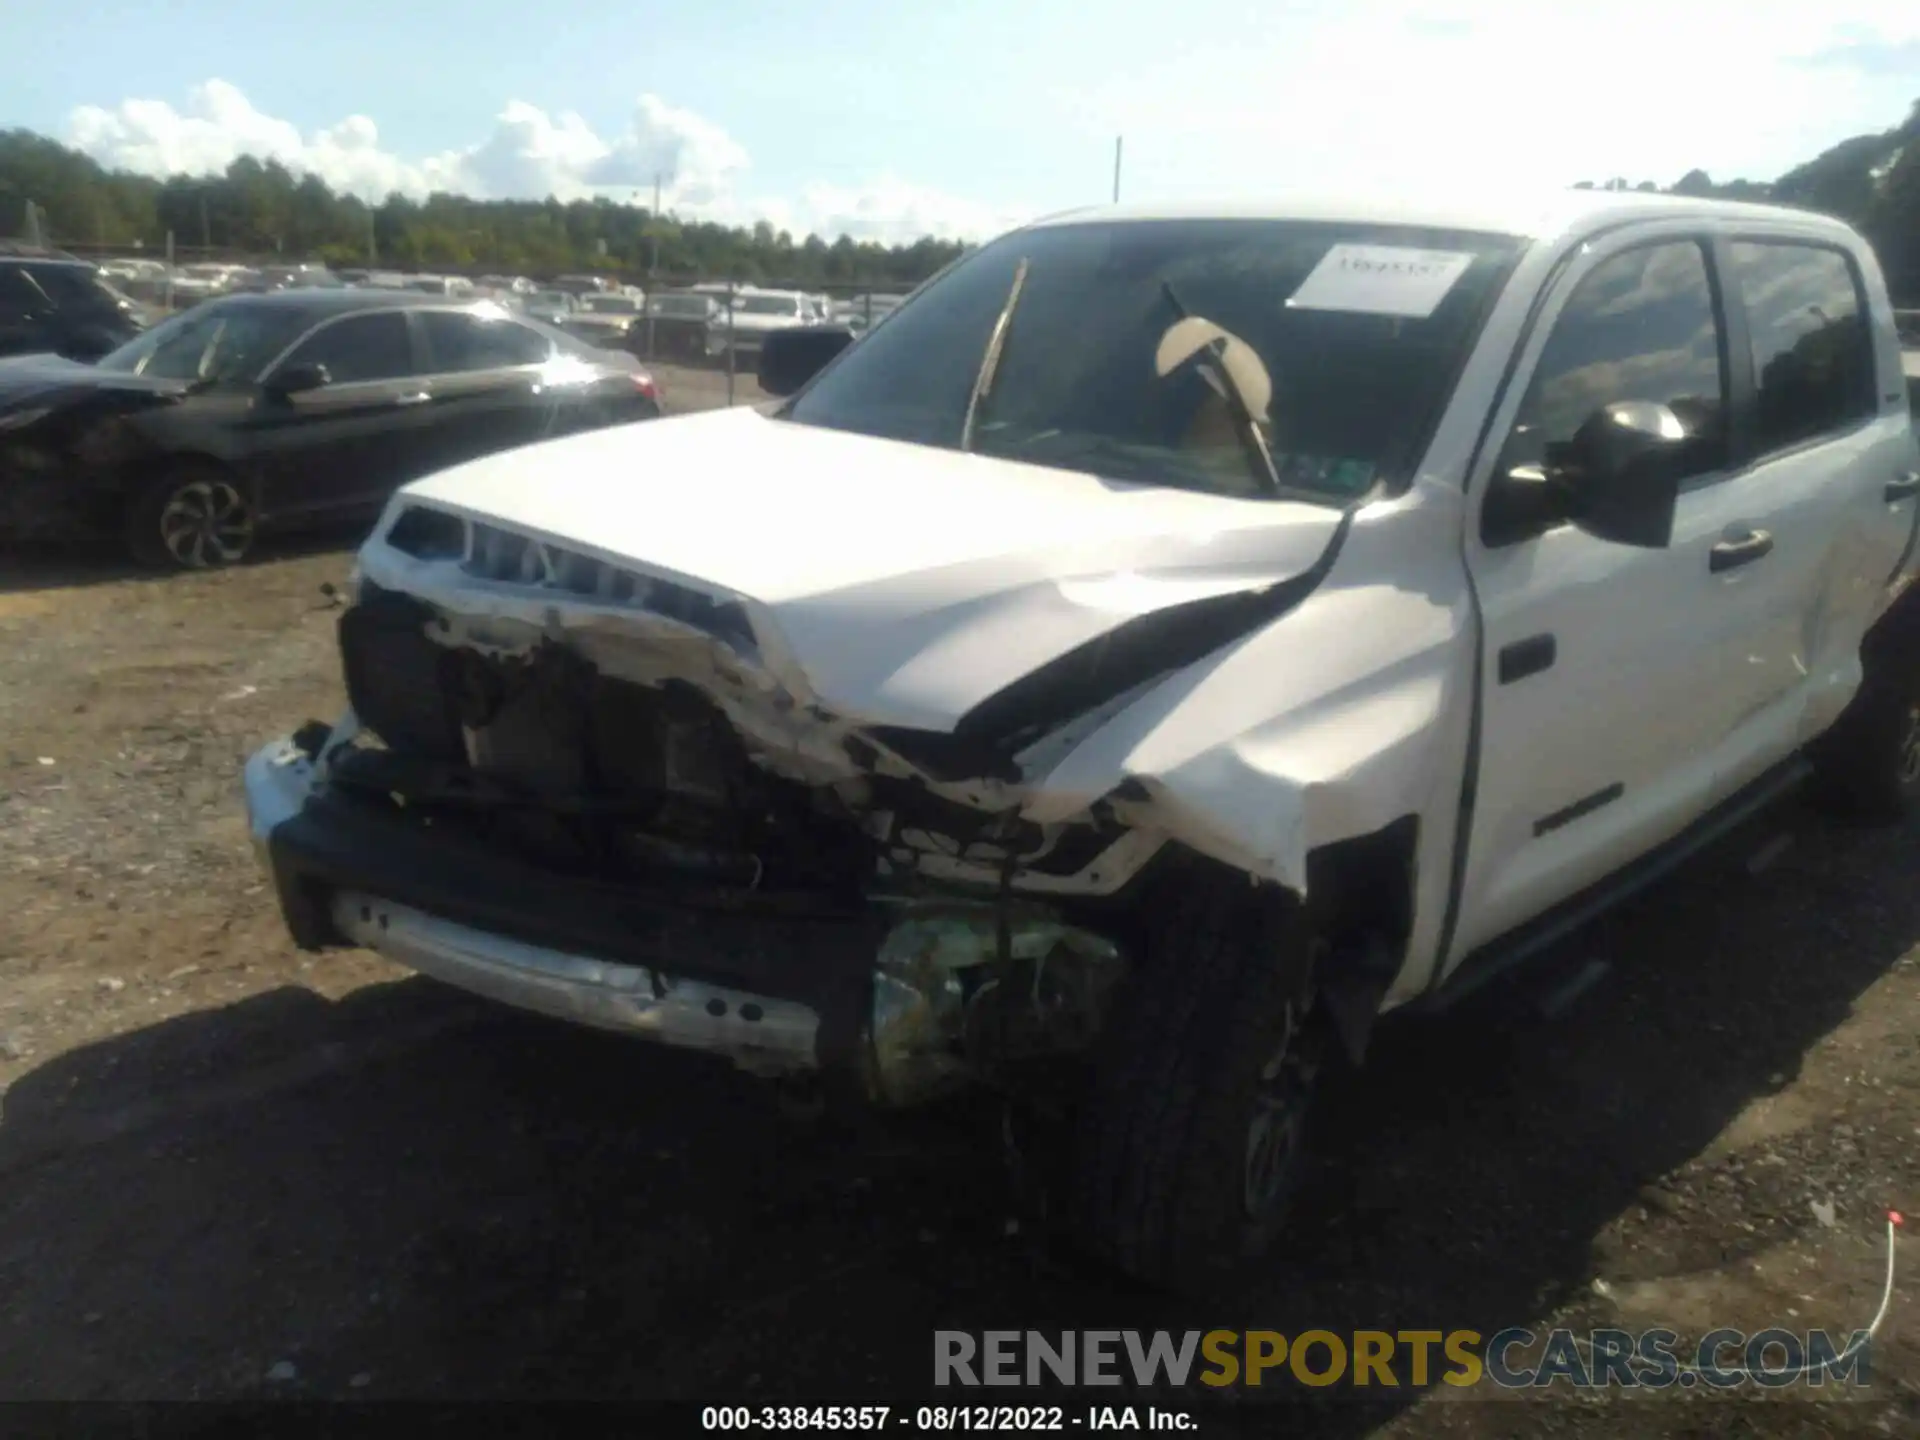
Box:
[330,586,881,908]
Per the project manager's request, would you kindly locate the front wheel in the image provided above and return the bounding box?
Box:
[123,465,257,570]
[1067,869,1331,1294]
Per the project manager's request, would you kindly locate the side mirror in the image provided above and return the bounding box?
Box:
[266,361,331,397]
[758,325,855,397]
[1485,401,1690,549]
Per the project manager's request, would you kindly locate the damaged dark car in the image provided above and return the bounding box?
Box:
[0,290,661,570]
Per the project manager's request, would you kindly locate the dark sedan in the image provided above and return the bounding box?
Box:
[0,255,154,362]
[0,290,662,569]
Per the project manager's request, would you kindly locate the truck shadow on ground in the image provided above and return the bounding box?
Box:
[0,802,1913,1434]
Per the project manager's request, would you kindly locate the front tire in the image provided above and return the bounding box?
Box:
[123,464,257,571]
[1067,868,1330,1294]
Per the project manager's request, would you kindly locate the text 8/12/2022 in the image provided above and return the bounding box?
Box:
[701,1406,1197,1430]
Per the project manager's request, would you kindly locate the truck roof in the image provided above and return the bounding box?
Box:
[1026,189,1862,245]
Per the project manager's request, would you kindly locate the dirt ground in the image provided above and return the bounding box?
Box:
[0,364,1916,1434]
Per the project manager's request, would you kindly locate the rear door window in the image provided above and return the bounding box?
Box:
[278,311,416,384]
[420,311,551,372]
[1725,242,1877,455]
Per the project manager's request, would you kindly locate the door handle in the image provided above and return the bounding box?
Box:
[393,391,432,406]
[1709,528,1774,573]
[1886,470,1920,503]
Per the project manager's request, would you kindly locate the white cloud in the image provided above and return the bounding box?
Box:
[63,80,1007,244]
[63,6,1920,251]
[790,176,1026,246]
[1051,0,1920,199]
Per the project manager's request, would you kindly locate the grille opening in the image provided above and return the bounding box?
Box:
[334,621,875,907]
[386,506,466,560]
[379,512,760,657]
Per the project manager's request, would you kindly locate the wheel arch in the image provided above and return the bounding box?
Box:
[1302,815,1419,1069]
[141,450,255,496]
[1112,817,1419,1073]
[120,452,260,568]
[1863,577,1920,672]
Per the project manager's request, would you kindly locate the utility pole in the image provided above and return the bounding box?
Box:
[649,174,662,275]
[644,174,662,359]
[1113,136,1123,204]
[199,191,211,250]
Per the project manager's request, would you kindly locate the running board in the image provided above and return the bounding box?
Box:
[1417,756,1812,1015]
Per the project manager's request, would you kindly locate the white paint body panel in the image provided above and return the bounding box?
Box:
[1449,214,1920,970]
[347,191,1920,1015]
[396,408,1346,732]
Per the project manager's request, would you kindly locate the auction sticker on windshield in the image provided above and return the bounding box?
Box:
[1285,244,1475,319]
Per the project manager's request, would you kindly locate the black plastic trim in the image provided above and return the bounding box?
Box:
[1418,755,1809,1014]
[1532,781,1623,837]
[265,789,884,1069]
[941,507,1360,758]
[1496,633,1555,684]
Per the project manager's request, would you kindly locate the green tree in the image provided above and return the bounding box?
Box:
[10,105,1920,300]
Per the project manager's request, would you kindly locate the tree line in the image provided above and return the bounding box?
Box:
[0,128,968,287]
[4,97,1920,293]
[1575,98,1920,297]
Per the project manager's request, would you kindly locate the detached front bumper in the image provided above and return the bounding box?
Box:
[241,733,875,1081]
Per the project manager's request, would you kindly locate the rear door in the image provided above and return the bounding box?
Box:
[1712,235,1920,760]
[412,309,574,468]
[244,308,434,521]
[1452,230,1804,959]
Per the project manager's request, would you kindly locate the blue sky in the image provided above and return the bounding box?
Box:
[4,1,1918,241]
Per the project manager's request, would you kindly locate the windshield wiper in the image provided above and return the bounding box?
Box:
[1159,282,1284,499]
[959,257,1030,452]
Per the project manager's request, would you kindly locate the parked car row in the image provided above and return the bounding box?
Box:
[0,289,662,569]
[97,257,351,309]
[14,248,918,405]
[75,250,918,362]
[544,285,848,367]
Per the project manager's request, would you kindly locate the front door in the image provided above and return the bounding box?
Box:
[243,309,434,523]
[1448,230,1804,963]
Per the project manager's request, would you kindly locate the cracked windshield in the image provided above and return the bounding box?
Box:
[785,220,1519,502]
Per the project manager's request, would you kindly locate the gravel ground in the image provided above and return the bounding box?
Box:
[0,366,1915,1434]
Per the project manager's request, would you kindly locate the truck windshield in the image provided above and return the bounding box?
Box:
[781,218,1522,503]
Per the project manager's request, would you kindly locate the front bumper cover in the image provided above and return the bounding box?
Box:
[242,732,879,1080]
[327,890,821,1072]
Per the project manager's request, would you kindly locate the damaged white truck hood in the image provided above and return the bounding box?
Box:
[380,405,1347,733]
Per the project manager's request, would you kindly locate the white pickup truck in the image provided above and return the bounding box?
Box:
[243,191,1920,1291]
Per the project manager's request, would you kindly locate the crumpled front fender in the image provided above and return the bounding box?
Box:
[1019,489,1476,1002]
